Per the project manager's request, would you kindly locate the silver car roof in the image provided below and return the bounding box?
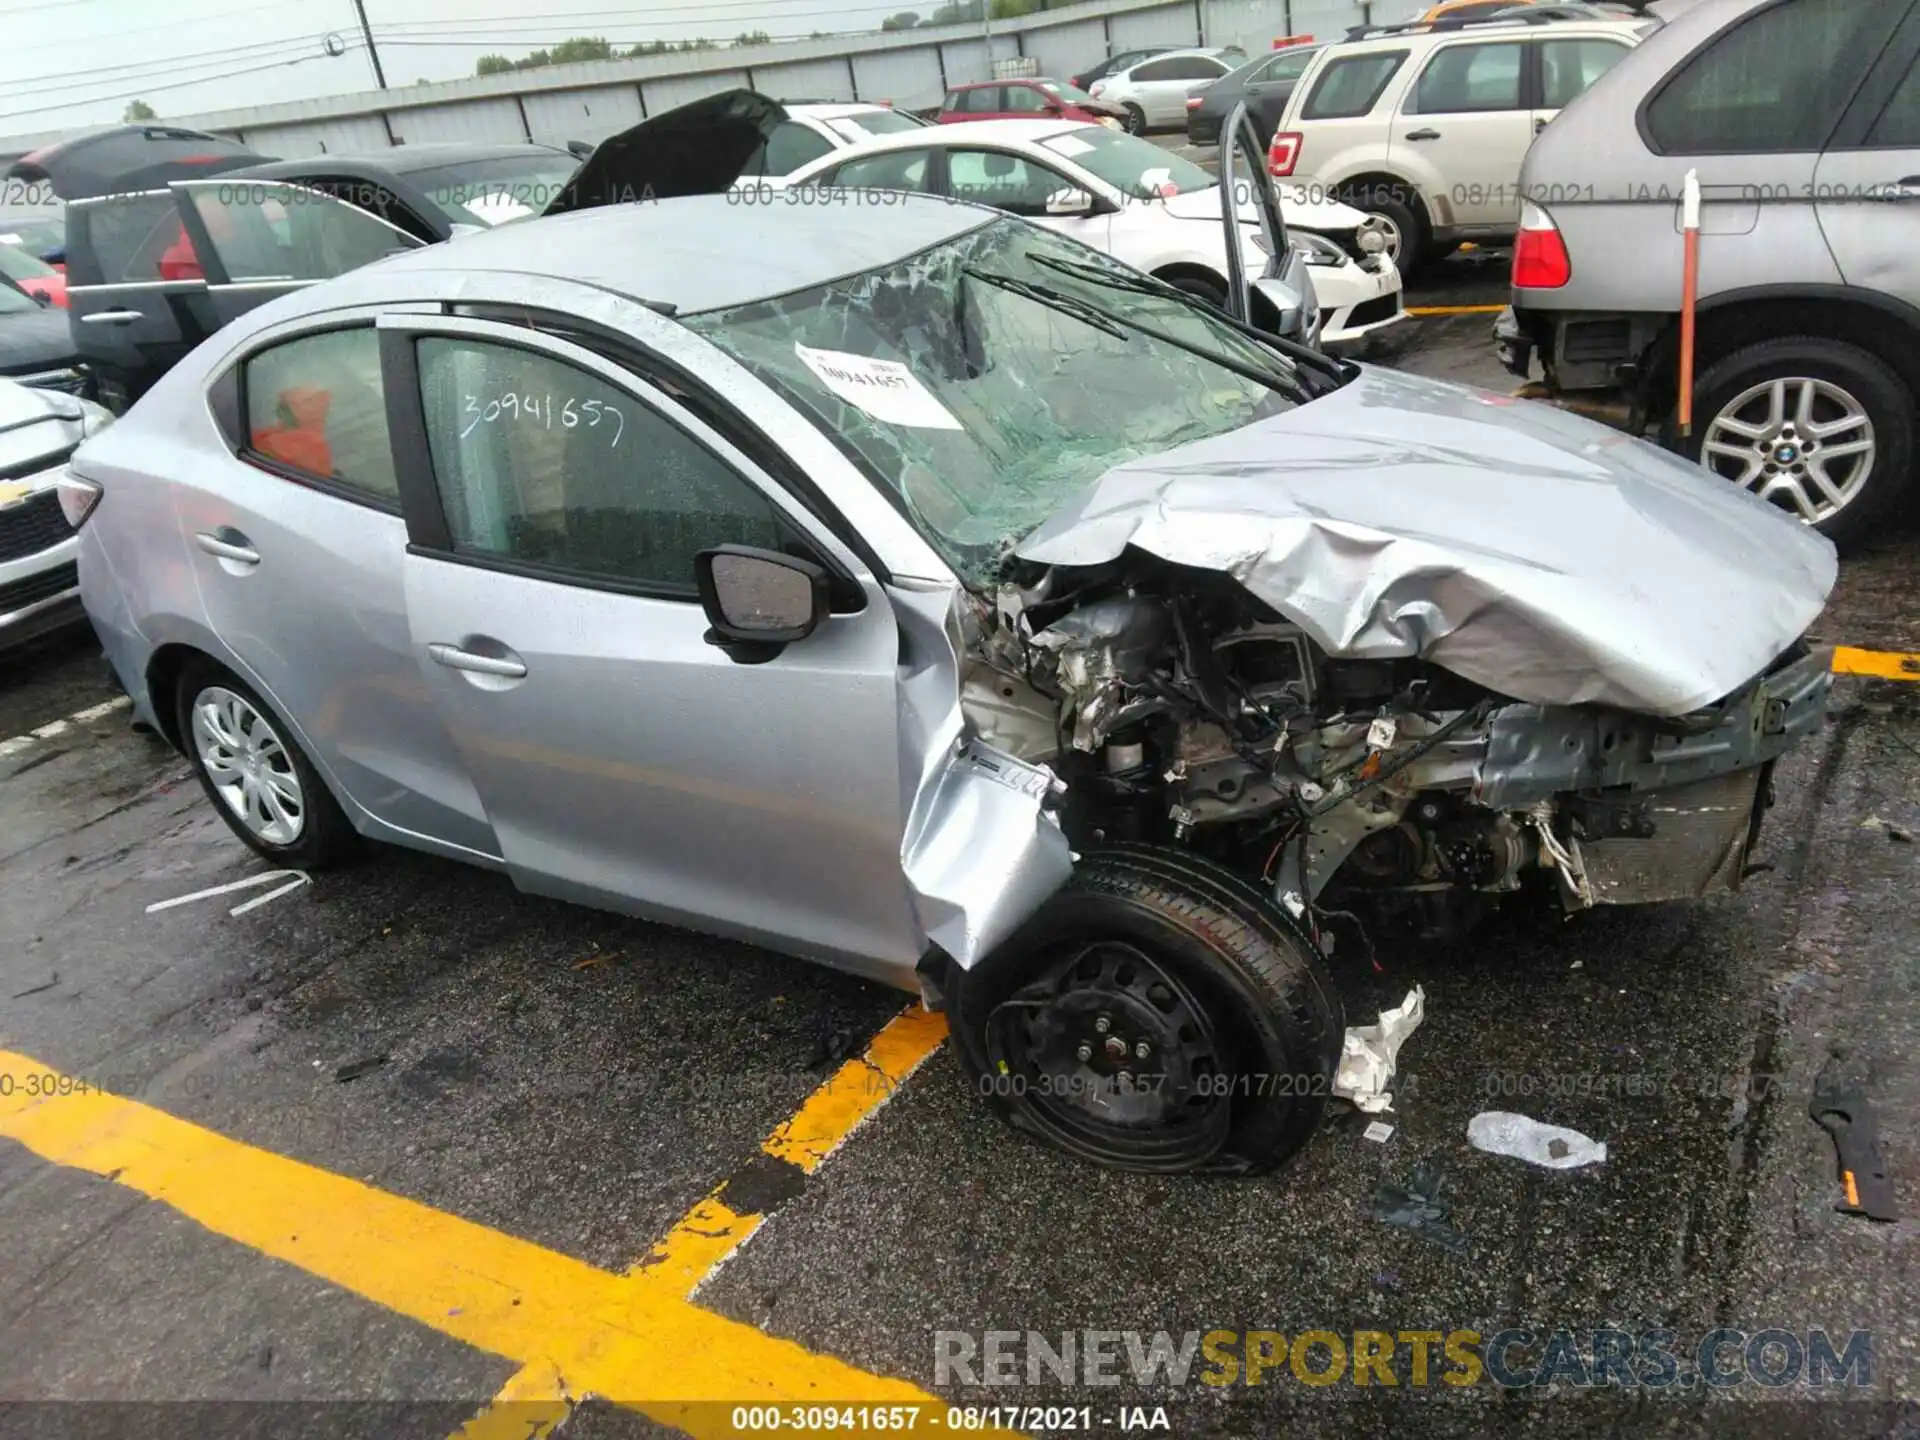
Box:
[369,192,997,314]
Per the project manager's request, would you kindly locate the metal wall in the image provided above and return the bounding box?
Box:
[13,0,1443,161]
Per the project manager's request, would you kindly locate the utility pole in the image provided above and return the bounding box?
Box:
[351,0,388,88]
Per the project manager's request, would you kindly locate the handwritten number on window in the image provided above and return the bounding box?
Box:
[459,392,624,447]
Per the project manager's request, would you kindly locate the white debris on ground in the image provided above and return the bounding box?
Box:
[1332,985,1426,1114]
[1467,1111,1608,1169]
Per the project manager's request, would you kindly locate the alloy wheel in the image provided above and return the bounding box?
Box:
[191,686,305,846]
[1700,375,1876,524]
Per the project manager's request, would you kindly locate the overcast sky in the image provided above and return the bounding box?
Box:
[1,0,912,139]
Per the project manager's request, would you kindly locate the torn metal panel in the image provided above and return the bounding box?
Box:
[1014,363,1836,717]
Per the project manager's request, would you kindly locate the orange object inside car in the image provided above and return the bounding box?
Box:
[251,386,334,475]
[157,223,204,282]
[1420,0,1535,16]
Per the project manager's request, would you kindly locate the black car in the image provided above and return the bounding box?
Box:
[10,129,579,412]
[1185,44,1323,147]
[0,274,85,394]
[1069,46,1176,92]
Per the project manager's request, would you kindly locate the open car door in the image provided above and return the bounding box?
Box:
[1218,101,1319,345]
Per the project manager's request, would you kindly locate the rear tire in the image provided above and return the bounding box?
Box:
[175,658,359,871]
[1121,103,1148,136]
[950,846,1344,1175]
[1677,335,1914,552]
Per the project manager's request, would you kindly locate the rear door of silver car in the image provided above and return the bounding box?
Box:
[183,315,499,859]
[379,314,931,979]
[1810,2,1920,310]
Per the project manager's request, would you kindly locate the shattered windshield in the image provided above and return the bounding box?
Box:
[683,216,1303,587]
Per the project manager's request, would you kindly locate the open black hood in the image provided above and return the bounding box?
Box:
[6,124,271,202]
[542,90,786,217]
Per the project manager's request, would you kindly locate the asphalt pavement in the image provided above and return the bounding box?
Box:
[2,272,1918,1440]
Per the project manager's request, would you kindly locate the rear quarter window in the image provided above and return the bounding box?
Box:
[1301,51,1408,121]
[1642,0,1892,153]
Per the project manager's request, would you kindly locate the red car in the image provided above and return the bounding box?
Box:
[0,241,66,307]
[937,78,1128,127]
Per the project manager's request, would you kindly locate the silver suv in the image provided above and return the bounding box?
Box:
[1496,0,1919,547]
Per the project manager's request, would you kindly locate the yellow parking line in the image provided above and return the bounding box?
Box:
[0,1006,993,1440]
[1833,646,1920,680]
[763,1004,948,1175]
[1406,303,1506,316]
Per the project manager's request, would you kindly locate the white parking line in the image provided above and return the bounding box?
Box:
[0,694,131,762]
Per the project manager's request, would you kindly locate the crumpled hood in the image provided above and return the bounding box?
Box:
[1013,364,1836,717]
[1160,184,1369,234]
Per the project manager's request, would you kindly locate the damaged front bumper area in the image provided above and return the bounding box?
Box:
[1476,643,1832,908]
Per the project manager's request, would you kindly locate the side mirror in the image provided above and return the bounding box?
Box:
[695,544,829,663]
[1045,187,1096,217]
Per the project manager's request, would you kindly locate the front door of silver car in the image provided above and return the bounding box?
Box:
[380,315,937,981]
[184,316,499,858]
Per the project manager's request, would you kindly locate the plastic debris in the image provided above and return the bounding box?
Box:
[1810,1064,1898,1222]
[1467,1111,1607,1169]
[1363,1120,1395,1144]
[1332,986,1426,1113]
[1373,1160,1469,1253]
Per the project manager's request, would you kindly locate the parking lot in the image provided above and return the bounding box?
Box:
[4,254,1918,1440]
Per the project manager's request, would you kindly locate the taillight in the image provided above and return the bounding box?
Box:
[1186,97,1203,110]
[1268,131,1302,177]
[1512,200,1570,288]
[57,473,102,528]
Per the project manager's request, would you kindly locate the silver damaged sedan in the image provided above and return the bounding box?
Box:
[69,191,1836,1175]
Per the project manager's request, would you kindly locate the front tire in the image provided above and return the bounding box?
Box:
[175,659,359,870]
[1121,102,1148,136]
[1346,181,1426,275]
[950,847,1344,1175]
[1679,335,1914,551]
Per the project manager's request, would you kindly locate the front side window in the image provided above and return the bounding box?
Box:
[417,338,782,592]
[1643,0,1889,153]
[958,86,1003,113]
[1410,41,1524,114]
[243,327,398,501]
[1539,38,1631,110]
[1004,85,1051,113]
[1867,52,1920,147]
[1301,52,1407,120]
[755,121,837,176]
[683,216,1309,588]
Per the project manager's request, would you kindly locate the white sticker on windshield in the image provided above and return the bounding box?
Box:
[463,193,534,226]
[1046,134,1094,156]
[794,343,961,430]
[0,235,19,245]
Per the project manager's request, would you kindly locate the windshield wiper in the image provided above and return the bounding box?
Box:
[1030,251,1346,393]
[961,267,1131,340]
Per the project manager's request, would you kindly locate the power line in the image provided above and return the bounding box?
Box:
[5,37,328,100]
[4,2,306,57]
[0,49,353,124]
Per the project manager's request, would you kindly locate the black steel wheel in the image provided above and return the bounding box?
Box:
[951,846,1343,1175]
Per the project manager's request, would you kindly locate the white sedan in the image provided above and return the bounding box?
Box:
[776,120,1404,348]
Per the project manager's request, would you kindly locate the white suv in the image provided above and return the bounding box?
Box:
[1265,16,1648,271]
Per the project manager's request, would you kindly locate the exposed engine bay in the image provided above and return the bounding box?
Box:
[959,556,1833,943]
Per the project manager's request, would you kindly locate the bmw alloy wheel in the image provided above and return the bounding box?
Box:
[191,685,305,846]
[1700,375,1876,524]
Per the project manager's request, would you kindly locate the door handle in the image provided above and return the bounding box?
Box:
[427,642,527,679]
[1404,128,1442,141]
[79,309,145,325]
[193,531,260,565]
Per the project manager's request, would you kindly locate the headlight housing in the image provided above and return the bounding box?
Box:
[1291,232,1350,267]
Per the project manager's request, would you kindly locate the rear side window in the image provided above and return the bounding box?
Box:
[1410,41,1524,114]
[74,193,185,284]
[243,327,399,502]
[1301,52,1407,120]
[751,121,836,176]
[1643,0,1891,153]
[826,150,934,191]
[1539,38,1631,111]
